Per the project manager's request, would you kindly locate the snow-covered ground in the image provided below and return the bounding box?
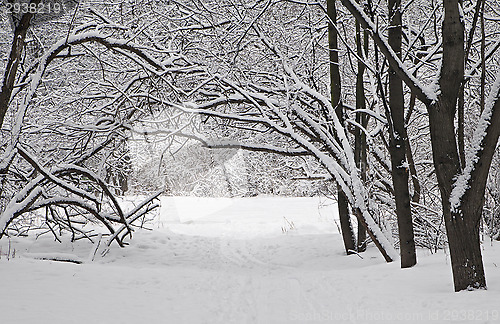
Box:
[1,196,499,324]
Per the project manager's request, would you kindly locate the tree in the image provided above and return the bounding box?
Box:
[386,0,417,268]
[0,0,206,245]
[164,0,399,262]
[3,0,498,293]
[354,11,369,253]
[341,0,500,291]
[328,0,356,255]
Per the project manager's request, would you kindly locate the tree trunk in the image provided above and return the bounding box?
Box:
[328,0,356,255]
[443,78,500,290]
[338,184,356,254]
[0,12,35,129]
[428,96,487,291]
[428,0,487,291]
[387,0,416,268]
[447,208,486,291]
[339,0,499,290]
[0,12,36,210]
[355,20,367,252]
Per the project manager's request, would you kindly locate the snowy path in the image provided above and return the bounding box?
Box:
[1,197,500,324]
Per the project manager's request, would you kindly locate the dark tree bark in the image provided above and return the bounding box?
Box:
[0,11,35,129]
[337,185,356,254]
[0,9,37,206]
[354,20,367,252]
[328,0,356,255]
[428,0,489,291]
[340,0,500,291]
[387,0,416,268]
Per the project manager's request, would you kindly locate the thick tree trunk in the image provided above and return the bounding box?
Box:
[447,209,486,291]
[429,0,487,291]
[328,0,357,255]
[445,77,500,290]
[427,95,486,291]
[340,0,498,290]
[387,0,416,268]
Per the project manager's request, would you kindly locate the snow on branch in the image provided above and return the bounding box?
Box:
[106,191,162,247]
[17,146,100,205]
[1,146,161,247]
[450,69,500,213]
[339,0,437,106]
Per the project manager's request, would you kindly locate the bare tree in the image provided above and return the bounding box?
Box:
[0,0,209,245]
[341,0,500,291]
[157,1,400,262]
[3,0,498,293]
[327,0,356,255]
[386,0,417,268]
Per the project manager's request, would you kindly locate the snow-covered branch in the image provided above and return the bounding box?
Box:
[339,0,437,106]
[450,69,500,213]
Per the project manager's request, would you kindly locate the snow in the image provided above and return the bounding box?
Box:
[340,0,438,105]
[450,69,500,213]
[1,196,500,324]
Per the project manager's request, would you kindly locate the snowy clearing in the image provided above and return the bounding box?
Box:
[1,196,499,324]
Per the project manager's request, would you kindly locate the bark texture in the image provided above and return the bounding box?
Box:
[387,0,416,268]
[340,0,500,291]
[0,12,35,129]
[328,0,356,255]
[354,20,367,252]
[429,0,488,291]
